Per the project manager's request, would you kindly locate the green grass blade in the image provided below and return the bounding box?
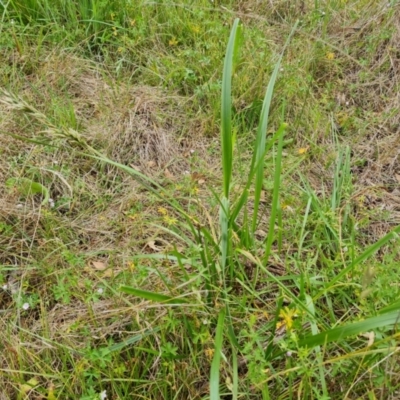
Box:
[2,131,55,146]
[305,295,328,397]
[221,18,241,198]
[219,196,229,280]
[119,286,188,304]
[90,155,166,194]
[297,197,313,255]
[299,310,400,348]
[108,327,161,352]
[210,309,226,400]
[264,122,287,262]
[251,21,298,233]
[379,299,400,314]
[231,344,238,400]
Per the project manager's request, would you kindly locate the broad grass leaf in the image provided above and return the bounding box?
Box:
[299,310,400,348]
[120,286,188,304]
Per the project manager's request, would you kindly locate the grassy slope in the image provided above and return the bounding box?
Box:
[1,0,400,399]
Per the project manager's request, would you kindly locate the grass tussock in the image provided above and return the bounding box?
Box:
[1,0,400,399]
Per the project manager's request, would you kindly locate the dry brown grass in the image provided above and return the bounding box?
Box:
[0,48,215,385]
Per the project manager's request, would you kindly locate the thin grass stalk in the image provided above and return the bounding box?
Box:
[230,343,238,400]
[219,196,229,281]
[263,121,287,264]
[305,295,328,397]
[210,309,226,400]
[251,21,298,234]
[297,197,313,255]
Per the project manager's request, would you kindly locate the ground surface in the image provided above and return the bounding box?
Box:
[1,1,400,399]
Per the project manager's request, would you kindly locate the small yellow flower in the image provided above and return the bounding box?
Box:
[128,262,135,271]
[190,24,200,34]
[326,52,335,60]
[117,47,125,53]
[163,215,177,226]
[158,207,168,215]
[130,19,136,26]
[278,307,298,331]
[191,186,199,195]
[298,147,309,155]
[169,37,178,46]
[205,348,214,360]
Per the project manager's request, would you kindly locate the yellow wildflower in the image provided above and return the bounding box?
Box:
[205,348,214,360]
[158,207,168,215]
[278,307,298,331]
[326,52,335,60]
[169,37,178,46]
[163,215,177,226]
[128,262,135,271]
[298,147,309,155]
[190,24,200,34]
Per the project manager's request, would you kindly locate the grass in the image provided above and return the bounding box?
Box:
[1,0,400,399]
